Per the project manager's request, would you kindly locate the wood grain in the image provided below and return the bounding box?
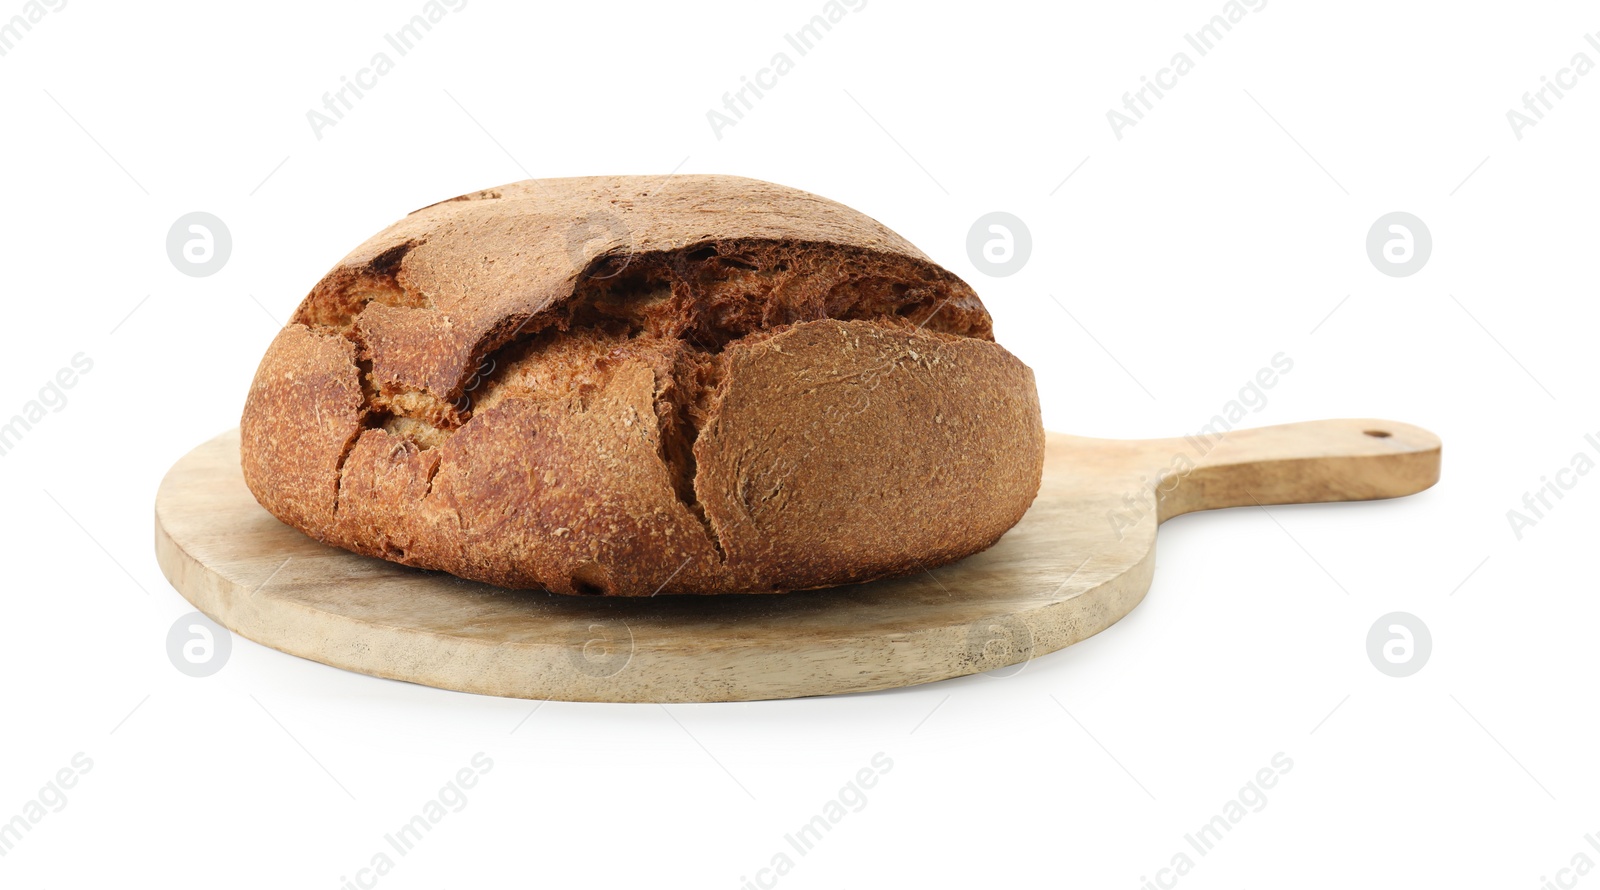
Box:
[154,419,1440,702]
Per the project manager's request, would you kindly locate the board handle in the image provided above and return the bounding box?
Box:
[1156,418,1441,520]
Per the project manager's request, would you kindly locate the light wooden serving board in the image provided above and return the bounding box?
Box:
[154,420,1440,702]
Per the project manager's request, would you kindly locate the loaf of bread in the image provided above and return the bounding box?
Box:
[241,175,1044,596]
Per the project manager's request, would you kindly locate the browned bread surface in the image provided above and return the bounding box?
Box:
[241,175,1044,595]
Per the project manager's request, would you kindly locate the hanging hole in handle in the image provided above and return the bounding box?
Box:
[1363,429,1392,438]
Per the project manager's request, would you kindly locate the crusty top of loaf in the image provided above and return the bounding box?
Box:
[290,174,990,404]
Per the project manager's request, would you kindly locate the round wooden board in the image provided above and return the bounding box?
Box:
[154,420,1440,702]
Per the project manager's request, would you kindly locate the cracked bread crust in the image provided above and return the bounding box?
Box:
[241,175,1044,596]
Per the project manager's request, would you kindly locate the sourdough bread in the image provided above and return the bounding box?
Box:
[241,175,1044,595]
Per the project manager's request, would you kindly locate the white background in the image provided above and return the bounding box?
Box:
[2,1,1596,886]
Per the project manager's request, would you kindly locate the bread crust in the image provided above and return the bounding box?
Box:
[241,175,1044,595]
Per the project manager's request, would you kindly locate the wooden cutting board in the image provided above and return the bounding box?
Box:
[154,420,1440,702]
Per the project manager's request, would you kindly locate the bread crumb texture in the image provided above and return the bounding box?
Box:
[241,175,1044,595]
